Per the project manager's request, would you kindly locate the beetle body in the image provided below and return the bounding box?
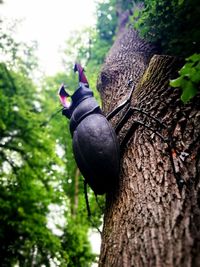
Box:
[61,82,120,195]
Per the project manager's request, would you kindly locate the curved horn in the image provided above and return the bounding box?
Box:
[58,84,70,108]
[74,63,89,86]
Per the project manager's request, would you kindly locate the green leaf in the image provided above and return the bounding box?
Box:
[190,69,200,83]
[18,207,25,216]
[133,8,140,19]
[178,0,184,5]
[187,53,200,63]
[181,80,198,103]
[170,76,183,87]
[179,63,193,76]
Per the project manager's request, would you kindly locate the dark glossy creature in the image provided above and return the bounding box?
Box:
[59,64,182,207]
[59,64,120,195]
[73,113,120,195]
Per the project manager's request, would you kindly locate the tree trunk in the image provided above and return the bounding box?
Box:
[97,25,200,267]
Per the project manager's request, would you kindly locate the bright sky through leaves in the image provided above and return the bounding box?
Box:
[0,0,96,75]
[0,0,101,258]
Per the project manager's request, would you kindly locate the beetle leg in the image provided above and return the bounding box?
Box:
[84,181,102,234]
[84,181,91,217]
[131,108,167,128]
[106,84,135,120]
[120,119,168,154]
[119,115,184,193]
[106,97,131,120]
[115,107,134,134]
[115,107,167,135]
[116,106,168,153]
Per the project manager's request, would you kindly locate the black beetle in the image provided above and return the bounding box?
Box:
[58,63,120,195]
[58,64,182,199]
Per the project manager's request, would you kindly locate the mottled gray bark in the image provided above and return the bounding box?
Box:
[98,25,200,267]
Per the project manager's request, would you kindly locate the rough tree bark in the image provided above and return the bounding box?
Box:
[97,13,200,267]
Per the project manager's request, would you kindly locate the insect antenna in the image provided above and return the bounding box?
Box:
[40,107,64,127]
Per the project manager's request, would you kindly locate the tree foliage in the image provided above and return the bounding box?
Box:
[96,0,117,43]
[132,0,200,57]
[129,0,200,102]
[0,20,39,78]
[0,18,95,266]
[170,53,200,103]
[0,62,66,265]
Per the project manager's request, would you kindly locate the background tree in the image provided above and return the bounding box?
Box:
[0,62,68,266]
[97,0,200,266]
[0,17,95,266]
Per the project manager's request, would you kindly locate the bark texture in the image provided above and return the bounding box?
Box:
[98,26,200,267]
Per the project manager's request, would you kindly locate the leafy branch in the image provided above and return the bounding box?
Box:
[170,53,200,103]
